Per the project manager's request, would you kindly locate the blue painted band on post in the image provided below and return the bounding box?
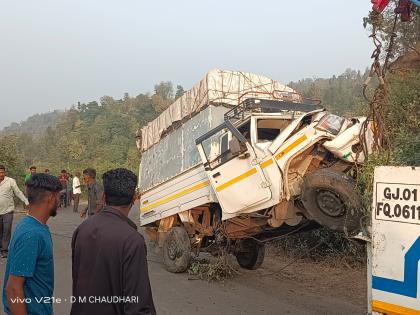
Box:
[372,236,420,298]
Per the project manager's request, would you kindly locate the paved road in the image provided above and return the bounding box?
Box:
[0,205,366,314]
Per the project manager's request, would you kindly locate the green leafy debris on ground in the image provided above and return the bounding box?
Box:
[188,254,240,282]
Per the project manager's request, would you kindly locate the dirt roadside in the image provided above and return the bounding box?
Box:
[0,205,367,315]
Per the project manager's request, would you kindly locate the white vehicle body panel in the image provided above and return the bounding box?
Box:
[323,117,373,163]
[140,164,216,225]
[205,147,272,214]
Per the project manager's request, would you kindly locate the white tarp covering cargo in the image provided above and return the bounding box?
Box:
[137,69,301,151]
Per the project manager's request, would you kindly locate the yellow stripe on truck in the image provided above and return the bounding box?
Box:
[260,159,274,168]
[215,168,257,192]
[373,300,420,315]
[216,135,308,192]
[275,135,307,160]
[140,180,210,213]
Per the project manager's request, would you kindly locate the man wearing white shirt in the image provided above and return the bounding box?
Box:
[0,165,29,258]
[73,172,82,213]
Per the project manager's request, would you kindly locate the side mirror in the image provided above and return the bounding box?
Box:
[229,137,241,155]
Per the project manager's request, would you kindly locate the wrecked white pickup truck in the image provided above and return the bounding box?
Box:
[136,69,373,273]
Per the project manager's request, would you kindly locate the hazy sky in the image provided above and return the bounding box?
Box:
[0,0,373,128]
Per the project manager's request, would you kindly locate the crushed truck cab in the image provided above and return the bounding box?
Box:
[137,70,373,273]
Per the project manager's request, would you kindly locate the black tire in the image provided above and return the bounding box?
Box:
[301,168,362,233]
[235,239,265,270]
[162,227,191,273]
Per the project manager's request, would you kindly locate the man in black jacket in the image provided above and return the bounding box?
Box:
[80,168,103,218]
[71,168,155,315]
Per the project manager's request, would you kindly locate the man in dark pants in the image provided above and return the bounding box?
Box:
[80,168,103,218]
[72,172,82,213]
[58,169,69,207]
[71,168,156,315]
[0,165,29,258]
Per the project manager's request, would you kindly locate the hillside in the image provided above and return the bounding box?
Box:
[0,82,179,178]
[2,110,63,138]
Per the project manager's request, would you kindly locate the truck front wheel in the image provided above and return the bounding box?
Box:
[162,227,191,273]
[301,168,362,233]
[235,239,265,270]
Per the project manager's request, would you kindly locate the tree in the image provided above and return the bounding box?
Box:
[152,81,174,113]
[154,81,173,100]
[175,85,185,100]
[100,96,116,107]
[288,68,369,115]
[0,135,25,185]
[151,94,170,114]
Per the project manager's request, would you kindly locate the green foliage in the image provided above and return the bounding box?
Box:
[2,111,62,139]
[288,68,369,116]
[357,70,419,212]
[358,152,392,212]
[0,135,25,186]
[154,81,173,100]
[385,71,420,165]
[175,85,185,100]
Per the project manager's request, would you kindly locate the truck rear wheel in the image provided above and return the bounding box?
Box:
[162,227,191,273]
[301,168,362,233]
[235,239,265,270]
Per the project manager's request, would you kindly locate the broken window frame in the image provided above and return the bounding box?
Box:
[196,119,249,171]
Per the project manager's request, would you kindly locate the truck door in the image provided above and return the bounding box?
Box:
[196,120,272,214]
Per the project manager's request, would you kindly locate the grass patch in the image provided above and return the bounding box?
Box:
[271,227,366,268]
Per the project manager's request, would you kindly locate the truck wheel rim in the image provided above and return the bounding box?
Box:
[168,240,179,260]
[315,189,345,217]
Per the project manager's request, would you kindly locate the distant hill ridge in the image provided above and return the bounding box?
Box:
[2,110,63,138]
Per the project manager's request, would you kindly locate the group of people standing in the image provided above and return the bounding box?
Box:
[25,167,83,213]
[0,165,155,314]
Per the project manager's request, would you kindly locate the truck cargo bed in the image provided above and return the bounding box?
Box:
[139,164,217,225]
